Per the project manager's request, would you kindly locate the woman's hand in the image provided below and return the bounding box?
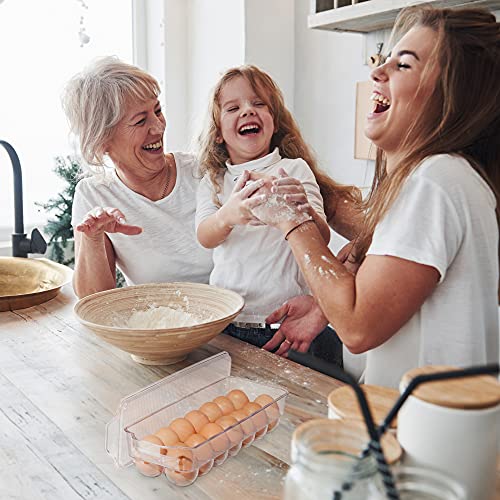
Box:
[262,295,329,357]
[269,167,313,217]
[250,173,310,231]
[76,207,143,239]
[252,167,330,243]
[217,170,267,227]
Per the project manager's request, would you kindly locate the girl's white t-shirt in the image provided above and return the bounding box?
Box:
[71,152,213,286]
[195,148,326,322]
[361,154,499,388]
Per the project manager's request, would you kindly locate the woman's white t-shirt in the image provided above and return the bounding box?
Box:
[363,154,499,388]
[71,152,213,286]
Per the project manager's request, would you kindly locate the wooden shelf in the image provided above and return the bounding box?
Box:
[309,0,500,33]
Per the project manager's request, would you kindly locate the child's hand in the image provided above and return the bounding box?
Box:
[218,170,266,227]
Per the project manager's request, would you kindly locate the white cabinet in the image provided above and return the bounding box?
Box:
[309,0,500,33]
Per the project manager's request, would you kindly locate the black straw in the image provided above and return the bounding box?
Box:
[288,353,499,499]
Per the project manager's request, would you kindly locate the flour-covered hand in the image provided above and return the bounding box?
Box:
[251,168,310,230]
[217,170,266,227]
[270,167,313,217]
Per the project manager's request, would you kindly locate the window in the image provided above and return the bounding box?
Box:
[0,0,133,238]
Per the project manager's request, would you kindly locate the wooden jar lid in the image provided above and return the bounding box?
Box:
[293,418,402,465]
[400,365,500,410]
[328,384,399,428]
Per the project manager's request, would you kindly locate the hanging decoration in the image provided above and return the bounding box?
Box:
[76,0,90,47]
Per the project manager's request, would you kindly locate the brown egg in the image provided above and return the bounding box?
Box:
[165,441,196,485]
[200,422,229,453]
[242,402,268,431]
[255,394,280,430]
[226,389,250,410]
[184,433,213,468]
[216,415,243,446]
[199,402,223,423]
[169,418,195,442]
[185,410,210,433]
[155,426,179,447]
[267,419,279,431]
[254,393,274,407]
[135,434,165,477]
[231,409,255,435]
[213,395,235,416]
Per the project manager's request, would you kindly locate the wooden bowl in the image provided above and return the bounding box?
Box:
[74,283,244,365]
[0,257,73,312]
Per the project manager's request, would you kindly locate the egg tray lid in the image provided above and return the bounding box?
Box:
[105,351,231,468]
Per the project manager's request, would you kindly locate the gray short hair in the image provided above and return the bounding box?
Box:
[62,56,160,167]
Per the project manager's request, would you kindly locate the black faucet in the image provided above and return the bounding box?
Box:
[0,140,47,258]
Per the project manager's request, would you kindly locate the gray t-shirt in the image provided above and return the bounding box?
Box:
[72,152,213,286]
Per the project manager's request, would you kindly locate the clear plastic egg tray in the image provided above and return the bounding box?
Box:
[105,351,288,486]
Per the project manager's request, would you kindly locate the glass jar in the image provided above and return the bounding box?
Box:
[383,466,467,500]
[283,419,386,500]
[283,419,466,500]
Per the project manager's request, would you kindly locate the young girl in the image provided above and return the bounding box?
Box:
[195,65,360,364]
[260,6,500,387]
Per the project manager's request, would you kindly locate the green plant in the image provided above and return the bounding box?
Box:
[36,156,79,267]
[37,155,125,287]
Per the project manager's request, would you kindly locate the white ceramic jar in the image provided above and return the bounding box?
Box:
[397,365,500,500]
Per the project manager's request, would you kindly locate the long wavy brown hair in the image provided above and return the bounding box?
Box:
[198,65,360,207]
[356,6,500,259]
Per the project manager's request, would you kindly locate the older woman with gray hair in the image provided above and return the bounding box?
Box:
[63,56,213,298]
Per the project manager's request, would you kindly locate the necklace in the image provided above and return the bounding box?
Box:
[160,155,172,199]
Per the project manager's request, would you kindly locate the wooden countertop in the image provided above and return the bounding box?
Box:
[0,286,343,499]
[2,287,499,499]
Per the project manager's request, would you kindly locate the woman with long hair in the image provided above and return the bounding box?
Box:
[256,5,500,387]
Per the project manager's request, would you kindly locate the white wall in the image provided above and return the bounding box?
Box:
[156,0,295,152]
[244,0,295,110]
[135,0,245,152]
[163,0,188,150]
[186,0,245,148]
[293,0,374,189]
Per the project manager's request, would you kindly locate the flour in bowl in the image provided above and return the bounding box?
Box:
[125,305,198,329]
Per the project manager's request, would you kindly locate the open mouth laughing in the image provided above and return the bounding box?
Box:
[371,92,391,114]
[142,139,163,152]
[238,123,261,136]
